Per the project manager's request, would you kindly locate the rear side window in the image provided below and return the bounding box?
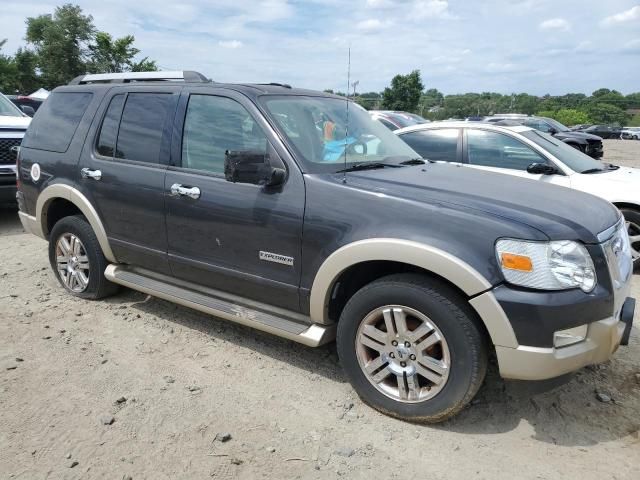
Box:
[22,92,92,152]
[399,129,459,162]
[115,93,171,163]
[96,94,125,157]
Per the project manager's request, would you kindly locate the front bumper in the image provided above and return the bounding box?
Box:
[496,297,634,380]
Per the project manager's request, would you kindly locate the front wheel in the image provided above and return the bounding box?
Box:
[337,273,488,423]
[620,209,640,268]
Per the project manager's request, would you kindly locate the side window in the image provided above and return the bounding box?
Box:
[524,119,551,133]
[399,129,459,162]
[378,118,397,131]
[96,94,125,157]
[115,93,172,163]
[467,130,546,171]
[181,95,267,174]
[22,92,93,152]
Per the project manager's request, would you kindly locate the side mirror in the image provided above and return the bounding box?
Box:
[527,162,558,175]
[547,127,557,135]
[224,150,285,187]
[20,105,35,116]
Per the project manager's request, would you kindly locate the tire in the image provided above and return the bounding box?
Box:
[48,215,118,299]
[336,273,488,423]
[620,209,640,269]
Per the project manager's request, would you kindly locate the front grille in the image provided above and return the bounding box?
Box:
[586,140,603,153]
[0,138,21,165]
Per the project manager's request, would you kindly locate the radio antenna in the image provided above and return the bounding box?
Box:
[342,46,351,184]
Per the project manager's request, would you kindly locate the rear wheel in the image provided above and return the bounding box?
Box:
[48,215,118,299]
[620,209,640,268]
[337,273,488,423]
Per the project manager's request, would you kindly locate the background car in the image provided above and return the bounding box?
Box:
[575,124,622,139]
[485,114,604,158]
[6,95,43,116]
[369,110,429,131]
[0,92,31,204]
[395,121,640,265]
[621,127,640,140]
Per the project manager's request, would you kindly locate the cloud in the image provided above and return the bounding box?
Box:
[539,18,571,31]
[356,18,386,31]
[622,38,640,53]
[218,40,243,48]
[602,5,640,26]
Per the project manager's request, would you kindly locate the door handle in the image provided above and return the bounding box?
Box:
[170,183,201,200]
[81,168,102,181]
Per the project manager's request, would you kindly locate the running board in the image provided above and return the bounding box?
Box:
[104,265,335,347]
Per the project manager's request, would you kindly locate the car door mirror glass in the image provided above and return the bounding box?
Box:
[224,150,285,186]
[526,162,557,175]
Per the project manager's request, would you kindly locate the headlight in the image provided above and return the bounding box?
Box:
[496,239,596,292]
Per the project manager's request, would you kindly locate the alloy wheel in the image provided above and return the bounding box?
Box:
[627,221,640,264]
[355,305,451,403]
[55,233,90,293]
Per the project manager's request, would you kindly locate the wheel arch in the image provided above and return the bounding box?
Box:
[36,183,116,263]
[309,239,519,348]
[612,202,640,213]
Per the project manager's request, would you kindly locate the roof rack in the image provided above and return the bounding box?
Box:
[260,82,292,89]
[68,70,210,85]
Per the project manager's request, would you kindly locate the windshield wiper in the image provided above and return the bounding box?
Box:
[399,158,426,165]
[336,162,402,173]
[581,168,605,174]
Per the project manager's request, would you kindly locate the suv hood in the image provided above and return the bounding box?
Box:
[0,116,31,130]
[555,130,602,142]
[344,163,619,243]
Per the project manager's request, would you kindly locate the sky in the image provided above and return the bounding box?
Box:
[2,0,640,95]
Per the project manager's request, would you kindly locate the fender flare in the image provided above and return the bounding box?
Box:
[309,238,519,348]
[36,183,117,263]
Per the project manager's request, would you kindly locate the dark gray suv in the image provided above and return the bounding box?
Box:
[16,71,635,422]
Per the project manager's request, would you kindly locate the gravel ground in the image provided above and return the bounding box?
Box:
[1,139,639,479]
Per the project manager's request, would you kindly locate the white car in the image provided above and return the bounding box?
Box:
[395,121,640,264]
[621,127,640,140]
[0,92,31,204]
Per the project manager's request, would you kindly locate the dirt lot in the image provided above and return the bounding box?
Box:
[1,139,639,480]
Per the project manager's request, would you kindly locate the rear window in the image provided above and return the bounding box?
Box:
[22,92,92,152]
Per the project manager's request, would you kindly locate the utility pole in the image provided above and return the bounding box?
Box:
[351,80,359,97]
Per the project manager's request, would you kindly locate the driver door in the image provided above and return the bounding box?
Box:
[164,88,306,312]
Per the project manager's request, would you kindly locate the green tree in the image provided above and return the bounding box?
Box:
[88,32,156,73]
[26,4,95,88]
[381,70,424,112]
[13,48,40,93]
[585,103,629,125]
[537,109,591,126]
[0,39,19,92]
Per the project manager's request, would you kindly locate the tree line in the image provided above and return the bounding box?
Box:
[0,4,156,93]
[327,70,640,126]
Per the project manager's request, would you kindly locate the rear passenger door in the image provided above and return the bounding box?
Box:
[81,86,180,274]
[164,88,306,312]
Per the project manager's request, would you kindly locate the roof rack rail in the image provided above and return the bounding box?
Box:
[68,70,210,85]
[261,82,292,89]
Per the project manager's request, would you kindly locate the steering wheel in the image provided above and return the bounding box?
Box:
[346,136,368,155]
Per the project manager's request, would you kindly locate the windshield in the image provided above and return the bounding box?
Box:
[521,130,604,173]
[0,93,25,117]
[542,117,570,132]
[262,96,419,173]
